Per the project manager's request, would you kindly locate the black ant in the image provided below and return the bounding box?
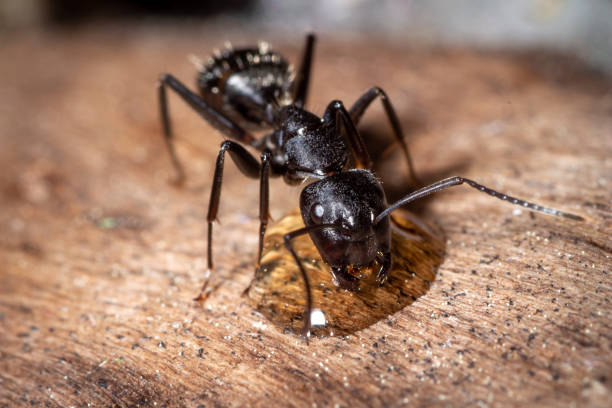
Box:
[158,35,419,296]
[157,34,584,339]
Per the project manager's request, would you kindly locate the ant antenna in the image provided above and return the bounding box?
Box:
[375,176,584,224]
[283,222,339,340]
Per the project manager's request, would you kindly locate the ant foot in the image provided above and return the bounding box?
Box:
[193,269,212,303]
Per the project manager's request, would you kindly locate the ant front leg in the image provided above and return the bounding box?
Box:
[242,152,271,297]
[158,74,256,184]
[349,87,421,187]
[194,140,265,303]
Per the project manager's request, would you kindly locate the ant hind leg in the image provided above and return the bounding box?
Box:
[158,74,257,184]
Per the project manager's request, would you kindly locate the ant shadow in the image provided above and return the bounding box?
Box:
[247,209,446,337]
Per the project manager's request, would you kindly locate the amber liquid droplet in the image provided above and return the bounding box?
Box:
[247,209,446,337]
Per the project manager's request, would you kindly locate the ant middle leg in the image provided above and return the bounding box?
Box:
[195,140,267,302]
[349,86,421,187]
[293,33,316,109]
[324,100,372,169]
[158,74,256,184]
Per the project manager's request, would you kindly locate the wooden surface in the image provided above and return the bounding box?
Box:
[0,25,610,407]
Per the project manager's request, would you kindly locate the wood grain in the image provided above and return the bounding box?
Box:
[0,25,610,407]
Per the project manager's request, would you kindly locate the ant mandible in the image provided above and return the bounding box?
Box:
[158,34,419,301]
[158,34,584,339]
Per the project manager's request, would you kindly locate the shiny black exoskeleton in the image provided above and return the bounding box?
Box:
[158,34,583,339]
[299,170,391,291]
[158,35,418,294]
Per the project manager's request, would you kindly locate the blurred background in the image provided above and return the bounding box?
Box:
[1,0,611,72]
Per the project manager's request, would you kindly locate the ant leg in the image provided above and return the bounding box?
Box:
[349,87,421,187]
[257,153,271,268]
[283,228,314,341]
[283,223,338,341]
[158,74,257,183]
[195,140,262,302]
[293,33,316,108]
[376,176,585,223]
[158,78,186,184]
[242,152,271,297]
[324,100,372,169]
[375,250,392,286]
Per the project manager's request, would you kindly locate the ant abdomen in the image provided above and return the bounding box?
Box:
[196,45,295,129]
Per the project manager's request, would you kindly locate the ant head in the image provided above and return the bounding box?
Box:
[299,170,390,268]
[276,105,348,178]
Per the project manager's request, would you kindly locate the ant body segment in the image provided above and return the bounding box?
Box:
[158,34,583,339]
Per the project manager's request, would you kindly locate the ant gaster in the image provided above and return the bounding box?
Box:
[158,34,583,339]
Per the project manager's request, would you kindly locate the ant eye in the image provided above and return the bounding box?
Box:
[310,203,325,223]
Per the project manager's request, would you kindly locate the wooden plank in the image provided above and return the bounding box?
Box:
[0,26,610,407]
